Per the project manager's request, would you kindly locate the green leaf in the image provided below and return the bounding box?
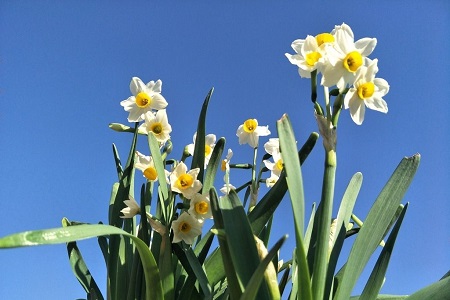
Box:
[406,275,450,300]
[359,203,408,300]
[334,154,420,300]
[0,224,164,300]
[277,114,312,300]
[191,88,214,183]
[240,235,287,300]
[62,218,104,300]
[203,137,225,194]
[220,190,272,300]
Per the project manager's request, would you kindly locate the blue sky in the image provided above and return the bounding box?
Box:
[1,1,449,299]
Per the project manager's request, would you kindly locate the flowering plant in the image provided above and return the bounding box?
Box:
[1,23,449,300]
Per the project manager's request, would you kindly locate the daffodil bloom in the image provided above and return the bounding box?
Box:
[120,196,140,218]
[263,138,283,177]
[221,149,233,172]
[186,133,216,168]
[344,59,389,125]
[120,77,168,122]
[188,193,213,223]
[134,151,159,182]
[138,110,172,143]
[285,34,334,78]
[170,162,202,199]
[236,119,270,148]
[321,23,377,91]
[266,173,280,188]
[171,211,203,244]
[220,183,236,195]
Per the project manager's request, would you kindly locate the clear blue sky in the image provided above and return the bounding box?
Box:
[1,1,449,299]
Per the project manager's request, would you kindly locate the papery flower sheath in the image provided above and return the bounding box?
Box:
[321,23,377,91]
[188,193,213,223]
[170,162,202,199]
[186,133,216,168]
[120,196,140,218]
[120,77,168,122]
[138,110,172,143]
[344,58,389,125]
[236,119,270,148]
[171,211,203,244]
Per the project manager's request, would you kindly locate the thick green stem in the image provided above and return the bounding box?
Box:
[312,150,336,300]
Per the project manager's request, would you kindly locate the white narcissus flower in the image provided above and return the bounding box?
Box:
[120,196,140,218]
[321,23,377,91]
[266,173,280,188]
[263,138,283,177]
[221,149,233,172]
[285,33,334,78]
[220,183,236,195]
[120,77,168,122]
[236,119,270,148]
[344,59,389,125]
[188,193,213,223]
[135,151,159,182]
[170,162,202,199]
[138,110,172,143]
[171,212,203,244]
[186,133,216,168]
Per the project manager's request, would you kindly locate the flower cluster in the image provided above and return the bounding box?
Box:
[286,23,389,125]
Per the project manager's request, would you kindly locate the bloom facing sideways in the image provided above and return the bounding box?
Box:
[285,34,334,78]
[171,211,203,244]
[186,133,216,168]
[344,59,389,125]
[321,23,377,91]
[138,110,172,143]
[135,151,159,182]
[236,119,270,148]
[170,162,202,199]
[120,77,168,122]
[188,193,213,223]
[120,196,140,218]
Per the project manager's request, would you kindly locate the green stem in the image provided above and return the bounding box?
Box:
[331,93,344,127]
[312,150,336,300]
[248,147,259,211]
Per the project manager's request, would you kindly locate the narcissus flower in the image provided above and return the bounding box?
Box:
[221,149,233,172]
[170,162,202,199]
[135,151,159,182]
[171,212,203,244]
[236,119,270,148]
[321,23,377,91]
[344,59,389,125]
[188,193,212,222]
[285,33,334,78]
[120,196,140,218]
[120,77,168,122]
[266,173,280,188]
[187,133,216,168]
[138,110,172,143]
[220,183,236,195]
[263,138,283,177]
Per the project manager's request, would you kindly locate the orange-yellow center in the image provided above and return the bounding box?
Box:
[315,33,334,46]
[275,159,283,171]
[195,201,209,215]
[357,82,375,99]
[306,52,322,66]
[176,174,194,190]
[150,122,163,134]
[179,221,191,233]
[143,167,157,181]
[135,92,152,108]
[205,145,212,157]
[243,119,258,133]
[343,51,363,72]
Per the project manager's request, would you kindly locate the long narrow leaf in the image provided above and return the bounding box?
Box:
[334,154,420,300]
[0,224,164,300]
[277,114,312,300]
[359,203,409,300]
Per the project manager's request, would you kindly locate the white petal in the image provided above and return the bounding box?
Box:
[349,98,365,125]
[355,38,377,57]
[374,78,390,95]
[255,126,270,136]
[365,96,388,113]
[130,77,145,96]
[151,79,163,93]
[150,94,168,110]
